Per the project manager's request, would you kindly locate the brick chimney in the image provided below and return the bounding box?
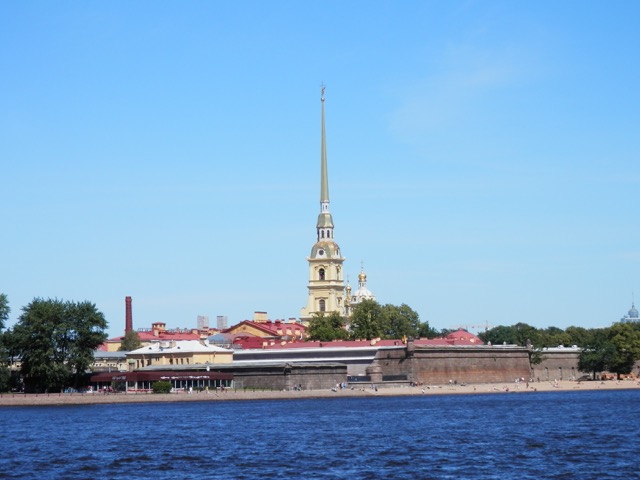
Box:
[125,296,133,333]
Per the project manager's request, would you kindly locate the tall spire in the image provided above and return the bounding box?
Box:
[320,84,329,207]
[317,84,334,241]
[300,85,346,323]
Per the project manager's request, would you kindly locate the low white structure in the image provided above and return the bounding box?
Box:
[127,340,233,370]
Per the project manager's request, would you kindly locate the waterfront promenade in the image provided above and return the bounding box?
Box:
[1,379,638,406]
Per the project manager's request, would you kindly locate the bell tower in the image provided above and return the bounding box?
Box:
[300,86,346,323]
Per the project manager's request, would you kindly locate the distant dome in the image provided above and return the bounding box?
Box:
[350,268,375,304]
[352,286,374,302]
[620,302,639,323]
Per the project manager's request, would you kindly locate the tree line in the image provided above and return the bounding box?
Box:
[307,299,441,341]
[478,321,640,379]
[0,294,108,393]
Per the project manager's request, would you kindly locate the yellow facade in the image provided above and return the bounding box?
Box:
[126,341,233,371]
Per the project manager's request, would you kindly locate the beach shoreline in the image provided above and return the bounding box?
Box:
[1,379,638,407]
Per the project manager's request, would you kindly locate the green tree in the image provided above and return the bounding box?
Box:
[479,323,541,347]
[538,326,572,348]
[0,294,10,390]
[66,301,109,386]
[478,325,518,345]
[578,329,614,379]
[380,303,420,339]
[0,367,10,392]
[307,312,349,341]
[607,322,640,378]
[565,326,591,347]
[418,321,439,339]
[119,329,142,351]
[11,298,108,392]
[0,293,9,331]
[349,300,384,340]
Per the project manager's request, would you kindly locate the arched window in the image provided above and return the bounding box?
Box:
[319,268,325,280]
[319,299,326,312]
[321,231,325,238]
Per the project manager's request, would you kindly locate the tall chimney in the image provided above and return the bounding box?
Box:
[125,296,133,333]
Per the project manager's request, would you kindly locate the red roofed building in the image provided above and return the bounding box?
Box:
[222,312,306,345]
[414,329,483,347]
[102,322,214,352]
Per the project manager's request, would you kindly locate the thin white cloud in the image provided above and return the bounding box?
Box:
[388,44,538,140]
[613,251,640,262]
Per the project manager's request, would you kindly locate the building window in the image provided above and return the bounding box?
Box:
[319,268,325,280]
[319,299,326,312]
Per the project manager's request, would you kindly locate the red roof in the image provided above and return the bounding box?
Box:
[259,339,413,350]
[232,334,266,349]
[251,329,483,350]
[105,330,201,343]
[414,329,483,346]
[136,331,201,342]
[224,320,306,337]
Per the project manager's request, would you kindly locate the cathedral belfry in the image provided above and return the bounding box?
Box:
[300,87,346,323]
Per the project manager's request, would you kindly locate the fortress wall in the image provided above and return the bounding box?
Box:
[230,364,347,391]
[531,351,581,381]
[373,346,532,384]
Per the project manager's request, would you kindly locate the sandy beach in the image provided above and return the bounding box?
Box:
[0,379,638,407]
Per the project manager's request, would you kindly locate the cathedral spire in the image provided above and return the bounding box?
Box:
[320,84,329,206]
[317,84,334,241]
[300,86,346,323]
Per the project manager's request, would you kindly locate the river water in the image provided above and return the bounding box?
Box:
[1,389,637,479]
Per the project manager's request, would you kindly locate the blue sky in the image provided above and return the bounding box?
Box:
[1,1,638,338]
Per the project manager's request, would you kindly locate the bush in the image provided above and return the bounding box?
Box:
[152,381,172,394]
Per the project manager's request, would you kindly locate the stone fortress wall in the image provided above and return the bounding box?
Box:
[227,344,599,390]
[368,343,532,385]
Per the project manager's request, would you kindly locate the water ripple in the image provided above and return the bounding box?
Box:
[1,390,639,479]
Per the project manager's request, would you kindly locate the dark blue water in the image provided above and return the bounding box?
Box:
[1,390,638,479]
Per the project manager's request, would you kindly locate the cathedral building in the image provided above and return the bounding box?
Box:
[299,88,376,324]
[300,88,347,323]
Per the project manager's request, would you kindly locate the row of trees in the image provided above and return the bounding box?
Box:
[307,299,440,341]
[0,294,108,392]
[478,321,640,379]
